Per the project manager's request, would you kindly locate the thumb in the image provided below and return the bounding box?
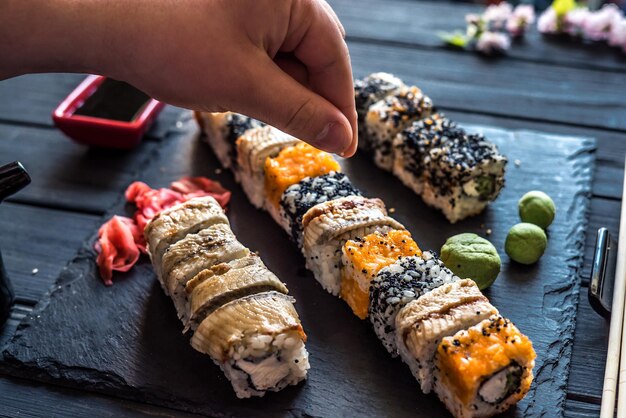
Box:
[229,54,353,155]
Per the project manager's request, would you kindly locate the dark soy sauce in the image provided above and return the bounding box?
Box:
[74,79,151,122]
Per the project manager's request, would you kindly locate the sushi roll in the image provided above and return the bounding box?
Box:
[235,126,300,209]
[393,114,507,223]
[185,254,288,331]
[143,197,310,399]
[340,230,421,319]
[144,196,229,286]
[365,86,433,171]
[280,172,362,246]
[369,252,459,355]
[161,223,250,320]
[264,142,341,228]
[354,72,405,148]
[194,111,265,169]
[434,315,536,417]
[190,291,310,399]
[302,196,404,296]
[395,279,498,393]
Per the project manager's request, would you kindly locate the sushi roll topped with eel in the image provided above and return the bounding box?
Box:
[393,114,507,223]
[280,172,362,246]
[301,196,404,296]
[145,196,310,399]
[369,252,459,355]
[194,111,265,169]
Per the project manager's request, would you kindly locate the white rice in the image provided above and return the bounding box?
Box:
[220,330,310,398]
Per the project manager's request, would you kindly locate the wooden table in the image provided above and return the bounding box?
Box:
[0,1,623,416]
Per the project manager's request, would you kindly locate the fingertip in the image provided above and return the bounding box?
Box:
[311,120,352,155]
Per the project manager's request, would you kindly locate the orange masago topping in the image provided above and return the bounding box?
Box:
[436,315,536,406]
[264,143,341,208]
[341,230,421,319]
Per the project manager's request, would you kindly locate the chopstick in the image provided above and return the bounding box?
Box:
[600,156,626,418]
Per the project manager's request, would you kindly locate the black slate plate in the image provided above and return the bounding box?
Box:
[1,113,596,417]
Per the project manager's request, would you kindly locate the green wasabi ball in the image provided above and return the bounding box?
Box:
[505,223,547,264]
[440,233,501,290]
[519,191,556,229]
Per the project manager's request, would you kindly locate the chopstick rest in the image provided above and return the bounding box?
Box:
[0,161,31,325]
[589,228,614,318]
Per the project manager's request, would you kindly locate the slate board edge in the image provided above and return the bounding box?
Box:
[517,137,597,417]
[0,116,598,417]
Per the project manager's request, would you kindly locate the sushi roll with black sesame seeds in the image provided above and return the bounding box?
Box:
[301,196,404,296]
[354,73,405,149]
[365,86,433,171]
[392,114,507,223]
[395,279,498,393]
[434,315,536,417]
[369,252,459,355]
[280,172,363,247]
[340,230,421,320]
[194,111,265,169]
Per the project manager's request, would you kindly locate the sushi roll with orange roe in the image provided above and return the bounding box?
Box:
[435,315,536,417]
[340,230,421,319]
[301,196,404,296]
[235,126,299,209]
[264,143,341,228]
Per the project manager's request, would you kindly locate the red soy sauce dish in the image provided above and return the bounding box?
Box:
[53,75,165,149]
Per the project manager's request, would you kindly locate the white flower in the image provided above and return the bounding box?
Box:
[506,4,536,37]
[476,31,511,54]
[608,17,626,52]
[564,8,591,37]
[484,2,513,30]
[582,4,622,41]
[537,7,558,34]
[465,14,482,25]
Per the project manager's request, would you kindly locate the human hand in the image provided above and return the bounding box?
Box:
[1,0,356,156]
[121,0,357,156]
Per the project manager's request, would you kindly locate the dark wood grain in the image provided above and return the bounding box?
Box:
[0,73,183,140]
[329,0,626,72]
[0,202,100,304]
[0,124,162,214]
[564,399,601,417]
[0,74,86,128]
[348,41,626,133]
[567,283,609,402]
[0,376,198,418]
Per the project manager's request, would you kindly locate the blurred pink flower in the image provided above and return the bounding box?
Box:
[476,31,511,54]
[582,4,622,41]
[506,4,536,37]
[484,3,513,30]
[608,17,626,52]
[564,8,591,37]
[538,7,558,34]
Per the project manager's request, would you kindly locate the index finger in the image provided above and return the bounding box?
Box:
[284,0,357,156]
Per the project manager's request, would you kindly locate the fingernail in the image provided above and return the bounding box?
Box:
[315,122,351,154]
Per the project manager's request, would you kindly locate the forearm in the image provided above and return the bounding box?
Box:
[0,0,129,80]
